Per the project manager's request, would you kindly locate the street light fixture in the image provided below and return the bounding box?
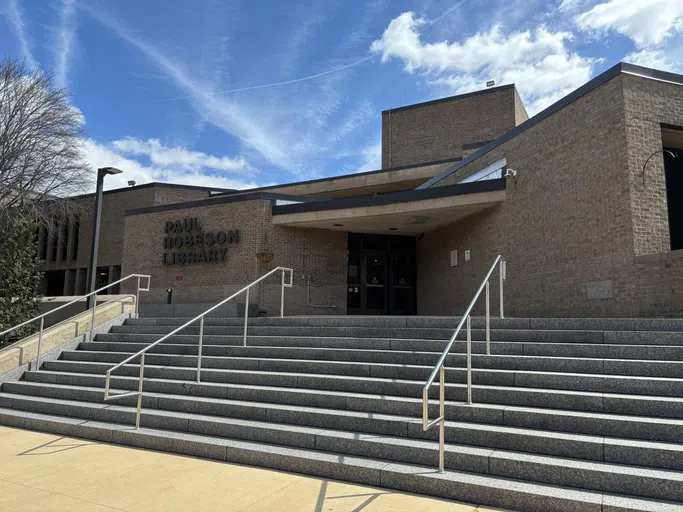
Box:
[86,167,122,308]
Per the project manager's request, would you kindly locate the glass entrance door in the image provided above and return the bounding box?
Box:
[347,233,416,315]
[362,251,388,314]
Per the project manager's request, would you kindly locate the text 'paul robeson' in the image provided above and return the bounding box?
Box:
[162,218,240,265]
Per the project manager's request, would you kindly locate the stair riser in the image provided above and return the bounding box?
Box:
[111,325,683,346]
[2,380,645,467]
[0,398,680,502]
[41,358,683,399]
[4,387,683,474]
[0,410,617,512]
[23,370,683,444]
[67,347,683,378]
[92,335,683,361]
[124,316,683,332]
[38,360,683,418]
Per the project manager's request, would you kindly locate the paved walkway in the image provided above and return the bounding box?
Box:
[0,426,509,511]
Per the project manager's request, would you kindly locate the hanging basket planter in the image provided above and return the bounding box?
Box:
[256,250,274,263]
[257,232,274,263]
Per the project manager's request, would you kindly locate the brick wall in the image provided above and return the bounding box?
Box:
[381,86,519,168]
[121,198,347,316]
[152,186,215,206]
[41,185,217,273]
[417,73,683,317]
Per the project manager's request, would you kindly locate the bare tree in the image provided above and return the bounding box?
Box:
[0,58,90,224]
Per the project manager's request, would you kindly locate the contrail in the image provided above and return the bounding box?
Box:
[425,0,469,26]
[152,55,374,103]
[152,0,470,103]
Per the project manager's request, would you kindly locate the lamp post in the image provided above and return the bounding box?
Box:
[86,167,122,308]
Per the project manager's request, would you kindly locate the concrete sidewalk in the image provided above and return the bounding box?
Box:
[0,426,510,512]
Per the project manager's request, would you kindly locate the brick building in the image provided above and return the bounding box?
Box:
[46,62,683,317]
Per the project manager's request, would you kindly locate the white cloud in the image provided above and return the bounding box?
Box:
[356,141,382,173]
[82,139,258,192]
[112,137,249,172]
[558,0,579,12]
[82,4,295,170]
[576,0,683,48]
[371,12,596,115]
[54,0,77,89]
[4,0,37,68]
[623,49,679,71]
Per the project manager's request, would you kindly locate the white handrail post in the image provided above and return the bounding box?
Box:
[90,296,97,342]
[438,365,445,473]
[135,353,145,429]
[243,288,250,347]
[422,386,429,431]
[466,314,472,405]
[499,259,505,319]
[135,276,141,318]
[35,317,44,372]
[104,371,111,400]
[280,270,285,318]
[485,281,491,356]
[196,316,204,383]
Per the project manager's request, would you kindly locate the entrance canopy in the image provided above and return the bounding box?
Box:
[271,179,505,234]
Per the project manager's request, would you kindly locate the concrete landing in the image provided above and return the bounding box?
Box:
[0,426,510,512]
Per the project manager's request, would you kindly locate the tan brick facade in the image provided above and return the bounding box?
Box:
[39,64,683,318]
[381,86,522,169]
[418,73,683,317]
[121,198,347,315]
[39,184,222,296]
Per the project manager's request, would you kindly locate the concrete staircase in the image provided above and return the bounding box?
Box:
[2,316,683,511]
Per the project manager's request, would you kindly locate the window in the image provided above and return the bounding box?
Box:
[60,219,69,261]
[50,217,59,262]
[458,158,507,184]
[71,217,80,261]
[40,226,48,260]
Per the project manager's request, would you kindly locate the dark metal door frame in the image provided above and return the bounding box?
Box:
[361,250,388,315]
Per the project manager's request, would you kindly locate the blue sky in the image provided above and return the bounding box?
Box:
[1,0,682,191]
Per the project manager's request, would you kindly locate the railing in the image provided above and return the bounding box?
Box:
[422,255,506,472]
[103,266,294,429]
[0,274,151,372]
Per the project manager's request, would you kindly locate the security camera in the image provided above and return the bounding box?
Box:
[504,168,517,178]
[128,180,136,187]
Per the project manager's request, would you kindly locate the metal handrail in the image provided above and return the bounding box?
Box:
[0,274,151,371]
[103,266,294,429]
[422,255,506,472]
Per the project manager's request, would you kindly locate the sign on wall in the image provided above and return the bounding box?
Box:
[162,217,240,265]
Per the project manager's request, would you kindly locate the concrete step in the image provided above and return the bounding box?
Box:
[1,393,682,502]
[91,333,683,361]
[110,324,683,345]
[23,370,683,444]
[126,315,683,332]
[59,349,683,397]
[5,380,683,471]
[69,344,683,378]
[36,360,683,419]
[5,408,674,512]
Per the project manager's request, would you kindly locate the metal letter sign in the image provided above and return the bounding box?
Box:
[162,217,240,266]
